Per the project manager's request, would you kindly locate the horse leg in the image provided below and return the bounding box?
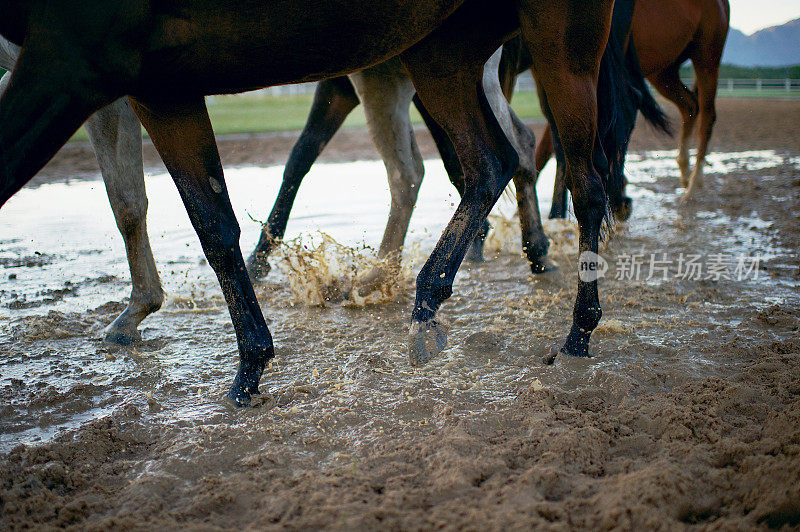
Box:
[547,124,570,220]
[246,77,359,279]
[510,111,552,272]
[0,47,113,208]
[413,94,491,262]
[683,60,721,201]
[483,47,550,273]
[649,64,699,188]
[399,11,520,365]
[519,0,612,360]
[349,61,424,295]
[1,42,162,344]
[83,99,164,344]
[131,97,272,406]
[535,124,554,174]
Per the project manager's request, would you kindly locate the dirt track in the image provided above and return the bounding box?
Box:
[2,98,800,530]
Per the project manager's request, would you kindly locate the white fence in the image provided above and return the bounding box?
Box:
[682,78,800,93]
[219,75,800,100]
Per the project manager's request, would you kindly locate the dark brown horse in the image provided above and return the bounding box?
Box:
[0,0,614,405]
[541,0,731,217]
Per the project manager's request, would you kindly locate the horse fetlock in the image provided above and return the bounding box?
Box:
[132,289,165,316]
[563,322,594,358]
[246,251,272,281]
[611,196,633,222]
[356,263,397,296]
[525,238,554,274]
[570,175,606,219]
[576,301,603,329]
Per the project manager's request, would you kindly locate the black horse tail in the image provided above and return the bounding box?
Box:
[626,42,672,136]
[595,0,670,224]
[594,8,638,224]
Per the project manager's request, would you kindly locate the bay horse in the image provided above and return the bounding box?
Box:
[249,0,662,280]
[0,38,164,346]
[542,0,730,218]
[0,0,616,406]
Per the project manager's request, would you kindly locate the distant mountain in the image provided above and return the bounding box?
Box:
[723,19,800,66]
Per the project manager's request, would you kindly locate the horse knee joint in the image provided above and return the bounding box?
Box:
[200,216,241,264]
[570,175,606,224]
[110,192,148,237]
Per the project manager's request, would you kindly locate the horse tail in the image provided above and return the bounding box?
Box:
[595,0,671,223]
[625,41,672,136]
[594,0,638,224]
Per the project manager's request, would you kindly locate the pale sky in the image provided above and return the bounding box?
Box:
[729,0,800,34]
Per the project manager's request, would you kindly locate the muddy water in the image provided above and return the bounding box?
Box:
[0,150,797,474]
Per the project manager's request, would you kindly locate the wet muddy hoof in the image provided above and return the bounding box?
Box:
[356,266,388,297]
[103,327,141,346]
[409,319,450,366]
[543,329,592,364]
[226,385,260,407]
[246,254,272,281]
[529,258,557,275]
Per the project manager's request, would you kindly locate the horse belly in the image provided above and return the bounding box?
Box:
[138,0,465,95]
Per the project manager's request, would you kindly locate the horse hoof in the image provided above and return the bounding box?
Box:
[543,344,560,365]
[246,255,272,281]
[545,324,594,364]
[226,385,260,407]
[355,266,387,297]
[103,328,141,346]
[529,258,557,275]
[409,319,450,366]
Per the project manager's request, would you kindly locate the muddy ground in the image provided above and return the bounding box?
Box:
[1,98,800,530]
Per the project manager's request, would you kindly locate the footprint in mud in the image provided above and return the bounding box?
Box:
[463,331,506,355]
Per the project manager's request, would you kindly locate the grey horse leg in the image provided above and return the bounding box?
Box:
[482,47,551,272]
[0,37,162,344]
[83,100,164,344]
[349,59,424,295]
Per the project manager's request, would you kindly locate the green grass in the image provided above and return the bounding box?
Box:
[65,86,799,144]
[67,91,545,143]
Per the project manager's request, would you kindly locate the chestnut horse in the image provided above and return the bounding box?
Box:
[542,0,730,218]
[0,0,615,405]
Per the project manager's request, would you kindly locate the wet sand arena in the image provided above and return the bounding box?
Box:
[1,99,800,529]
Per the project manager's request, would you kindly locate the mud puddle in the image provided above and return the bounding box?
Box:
[0,152,796,451]
[0,150,796,459]
[0,155,798,528]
